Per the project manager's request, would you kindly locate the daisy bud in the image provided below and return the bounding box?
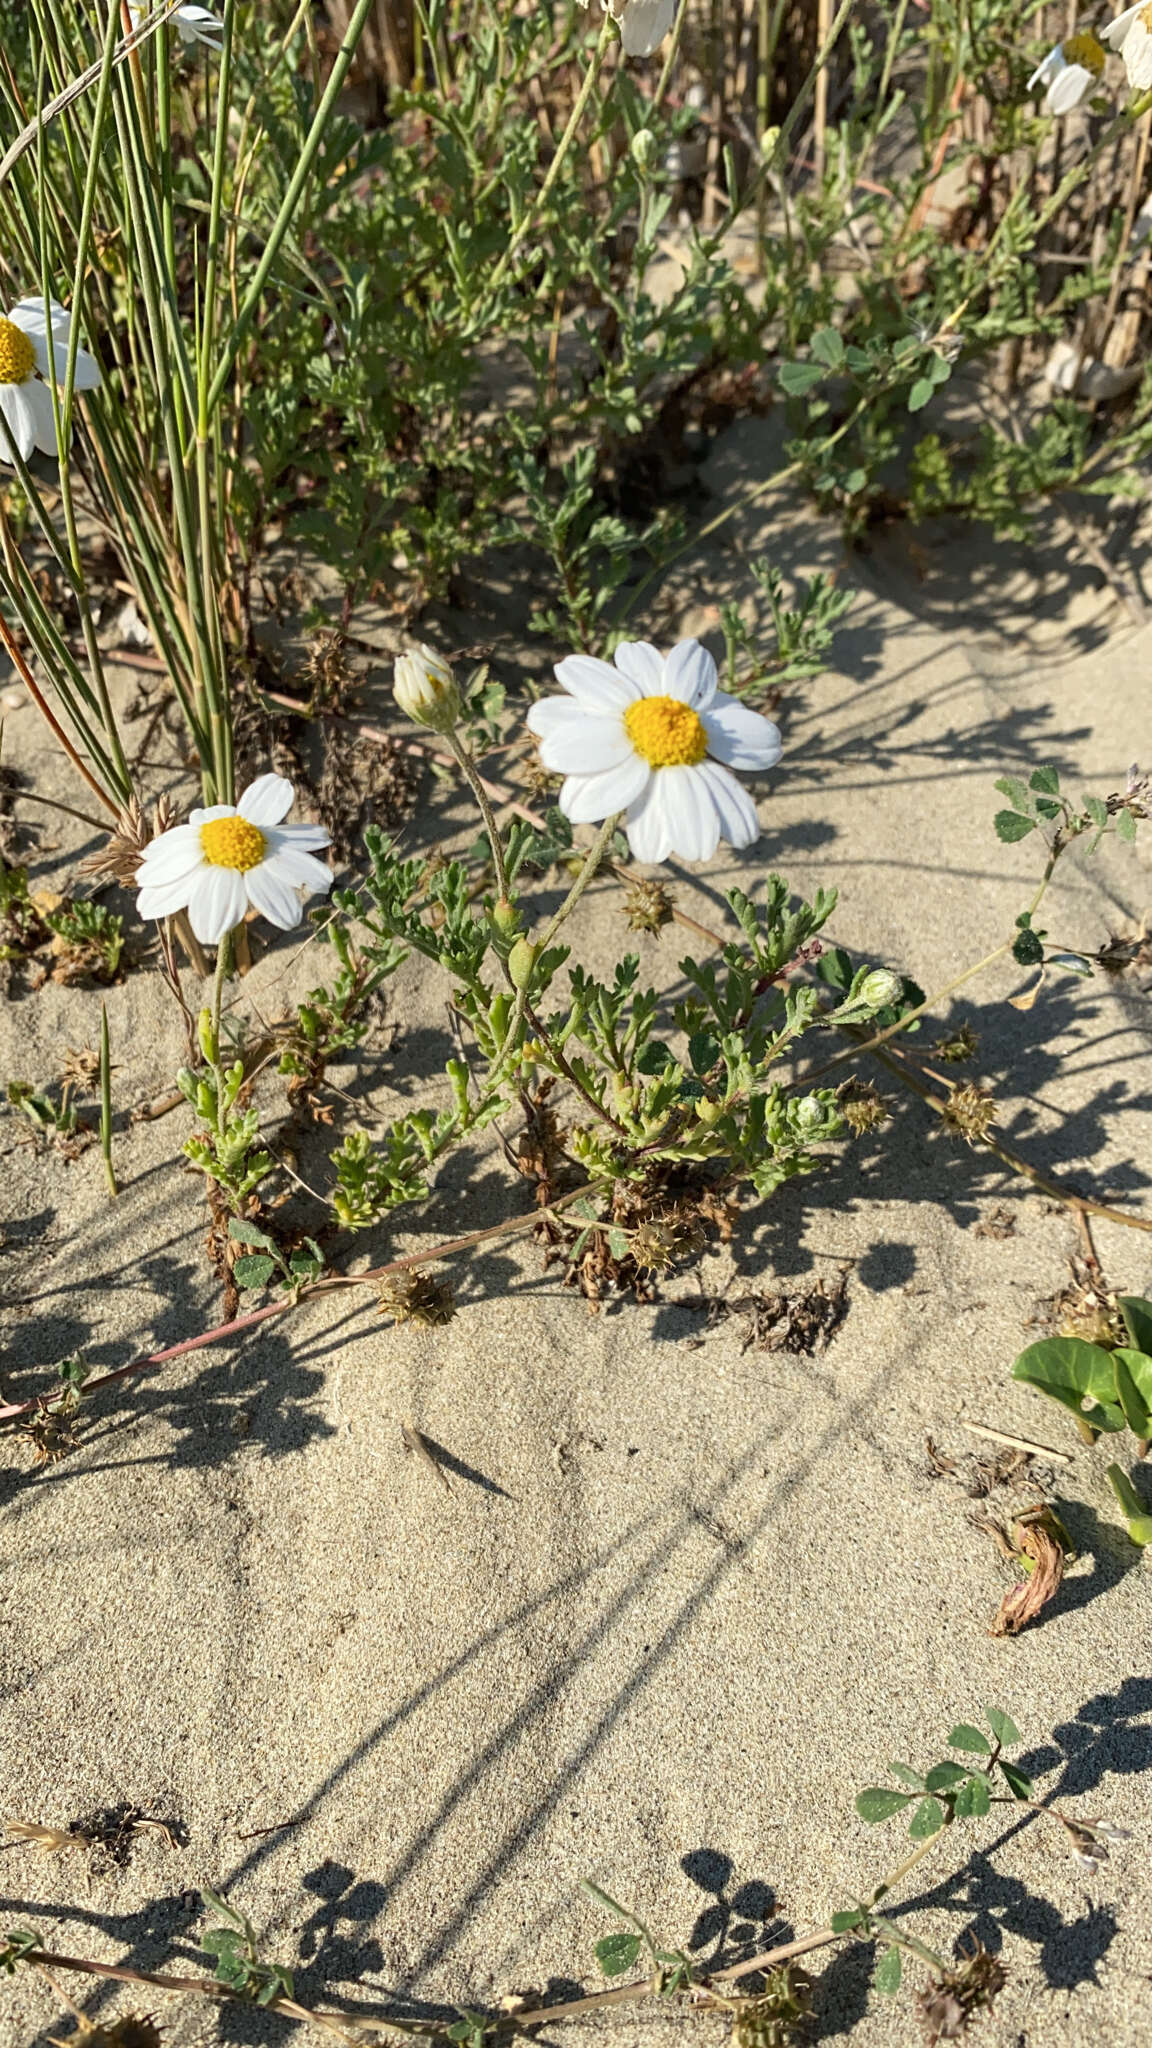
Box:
[492,897,524,937]
[393,644,461,734]
[630,126,658,171]
[858,968,903,1012]
[507,936,540,989]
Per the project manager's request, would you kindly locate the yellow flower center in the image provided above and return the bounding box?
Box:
[624,694,708,768]
[199,816,266,871]
[0,318,36,386]
[1063,30,1105,74]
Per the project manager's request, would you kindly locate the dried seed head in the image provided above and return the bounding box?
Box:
[917,1941,1006,2043]
[377,1270,457,1328]
[50,2017,163,2048]
[932,1022,978,1064]
[837,1080,889,1136]
[61,1045,102,1091]
[630,1220,682,1272]
[939,1081,998,1146]
[17,1408,81,1467]
[729,1966,812,2047]
[78,795,178,886]
[622,877,675,935]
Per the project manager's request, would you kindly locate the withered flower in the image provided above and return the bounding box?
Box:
[622,877,675,935]
[377,1269,457,1328]
[78,794,177,887]
[932,1022,978,1064]
[939,1082,998,1147]
[916,1940,1006,2043]
[16,1406,81,1467]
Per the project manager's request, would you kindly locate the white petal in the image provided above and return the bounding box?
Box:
[613,641,665,693]
[137,876,197,920]
[696,760,761,850]
[1104,8,1141,50]
[237,772,294,826]
[9,297,69,341]
[620,0,676,57]
[537,716,632,775]
[1028,48,1060,90]
[1047,65,1093,113]
[135,824,203,883]
[188,803,235,826]
[43,337,101,393]
[661,638,718,709]
[263,843,333,892]
[21,377,62,456]
[559,754,650,823]
[1126,35,1152,87]
[245,861,305,930]
[554,653,640,710]
[187,865,247,945]
[526,696,595,738]
[625,775,677,863]
[701,694,783,771]
[0,384,36,462]
[271,822,330,854]
[665,764,722,861]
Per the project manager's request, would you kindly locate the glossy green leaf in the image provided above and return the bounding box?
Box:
[1113,1349,1152,1436]
[1011,1337,1127,1434]
[999,1761,1033,1802]
[1107,1464,1152,1545]
[948,1725,991,1755]
[1118,1297,1152,1356]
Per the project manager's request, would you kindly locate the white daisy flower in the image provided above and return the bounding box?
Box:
[527,638,782,866]
[1028,32,1107,113]
[577,0,677,60]
[128,2,224,48]
[0,298,100,465]
[1104,5,1152,89]
[135,773,332,946]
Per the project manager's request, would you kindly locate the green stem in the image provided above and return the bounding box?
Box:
[99,999,117,1197]
[537,811,620,954]
[446,729,511,901]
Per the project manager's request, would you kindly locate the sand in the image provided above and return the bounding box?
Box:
[1,426,1151,2048]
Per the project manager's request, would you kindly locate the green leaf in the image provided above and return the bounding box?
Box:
[999,1761,1034,1802]
[954,1775,991,1818]
[688,1031,720,1076]
[1012,927,1044,966]
[1118,1296,1152,1355]
[227,1218,277,1251]
[908,1796,946,1839]
[1113,1349,1152,1436]
[874,1945,903,1994]
[888,1762,928,1790]
[779,360,826,396]
[232,1253,277,1289]
[810,326,845,368]
[595,1932,643,1978]
[994,810,1036,843]
[1116,808,1138,843]
[984,1706,1022,1747]
[831,1908,866,1933]
[994,776,1031,813]
[636,1040,674,1075]
[948,1725,991,1755]
[856,1787,913,1822]
[1029,765,1060,795]
[1011,1337,1127,1435]
[1106,1464,1152,1545]
[1083,796,1108,828]
[924,1761,967,1793]
[907,376,934,412]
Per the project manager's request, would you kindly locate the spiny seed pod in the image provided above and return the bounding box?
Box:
[837,1081,889,1135]
[622,877,674,935]
[916,1941,1006,2042]
[630,1220,681,1272]
[377,1270,456,1328]
[932,1022,978,1064]
[49,2017,163,2048]
[939,1081,998,1147]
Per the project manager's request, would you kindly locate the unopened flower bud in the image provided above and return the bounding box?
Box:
[197,1005,218,1065]
[507,936,540,990]
[630,126,658,172]
[393,644,461,734]
[492,897,524,938]
[859,968,903,1012]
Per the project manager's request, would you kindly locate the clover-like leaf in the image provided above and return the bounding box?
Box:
[232,1253,278,1290]
[948,1725,991,1755]
[874,1945,903,1993]
[954,1775,991,1819]
[595,1932,643,1978]
[908,1796,946,1839]
[856,1788,913,1822]
[984,1706,1022,1747]
[994,810,1036,843]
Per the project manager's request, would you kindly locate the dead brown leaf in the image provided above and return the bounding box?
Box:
[984,1505,1072,1637]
